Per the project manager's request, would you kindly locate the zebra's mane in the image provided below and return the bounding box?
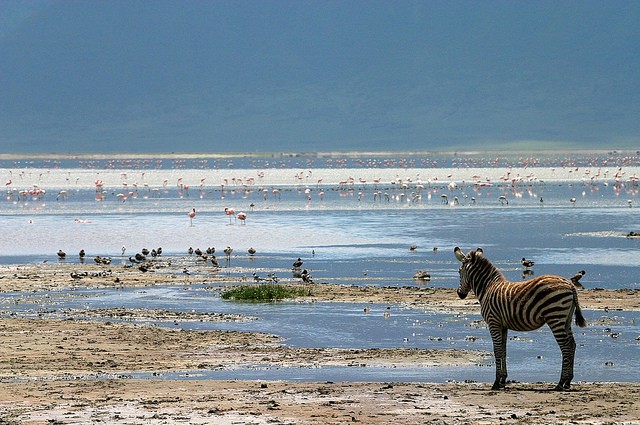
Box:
[470,250,505,281]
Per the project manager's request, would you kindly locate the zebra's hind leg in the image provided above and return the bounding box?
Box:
[551,324,577,391]
[490,325,508,390]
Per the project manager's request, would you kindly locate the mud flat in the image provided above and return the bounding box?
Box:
[0,262,639,424]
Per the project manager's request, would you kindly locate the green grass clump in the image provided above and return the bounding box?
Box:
[221,284,311,302]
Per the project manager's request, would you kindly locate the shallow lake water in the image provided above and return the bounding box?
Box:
[1,284,638,383]
[0,154,639,383]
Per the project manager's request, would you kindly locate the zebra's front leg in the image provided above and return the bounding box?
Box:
[489,325,508,390]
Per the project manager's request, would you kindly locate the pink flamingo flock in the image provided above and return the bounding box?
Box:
[3,155,639,213]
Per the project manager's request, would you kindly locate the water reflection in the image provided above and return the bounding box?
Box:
[1,286,638,383]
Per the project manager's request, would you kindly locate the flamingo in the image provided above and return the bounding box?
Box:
[188,208,196,226]
[237,211,247,224]
[225,207,235,223]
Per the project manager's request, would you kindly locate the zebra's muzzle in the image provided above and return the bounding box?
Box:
[457,289,468,299]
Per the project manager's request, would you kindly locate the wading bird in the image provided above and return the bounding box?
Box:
[521,257,535,268]
[223,246,233,266]
[237,211,247,224]
[224,207,235,223]
[570,270,586,288]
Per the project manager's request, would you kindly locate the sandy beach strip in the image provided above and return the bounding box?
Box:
[2,164,639,191]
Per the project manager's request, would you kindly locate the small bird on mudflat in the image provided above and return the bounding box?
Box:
[301,269,313,283]
[521,257,535,268]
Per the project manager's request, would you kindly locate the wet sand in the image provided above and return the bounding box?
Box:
[1,262,639,424]
[2,262,639,311]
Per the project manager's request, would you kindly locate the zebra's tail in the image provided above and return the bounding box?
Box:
[573,288,587,328]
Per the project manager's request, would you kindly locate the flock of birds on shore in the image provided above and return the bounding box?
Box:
[56,245,315,284]
[56,244,587,289]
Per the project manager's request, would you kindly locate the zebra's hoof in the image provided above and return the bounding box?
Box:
[554,384,571,391]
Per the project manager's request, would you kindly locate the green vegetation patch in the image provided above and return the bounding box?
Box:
[221,284,312,302]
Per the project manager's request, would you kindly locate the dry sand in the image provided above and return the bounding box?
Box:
[1,262,639,424]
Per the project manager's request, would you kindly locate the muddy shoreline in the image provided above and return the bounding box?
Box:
[0,262,639,424]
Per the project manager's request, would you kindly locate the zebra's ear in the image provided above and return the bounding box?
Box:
[454,247,465,261]
[476,247,484,256]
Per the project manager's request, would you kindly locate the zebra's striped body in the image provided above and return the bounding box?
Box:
[454,247,587,391]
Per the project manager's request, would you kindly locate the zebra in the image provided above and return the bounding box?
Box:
[454,247,587,391]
